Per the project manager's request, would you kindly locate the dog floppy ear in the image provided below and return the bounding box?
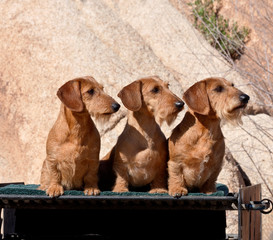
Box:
[118,80,142,111]
[183,80,210,115]
[57,80,84,112]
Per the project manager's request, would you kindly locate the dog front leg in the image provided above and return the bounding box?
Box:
[200,154,224,194]
[38,160,50,191]
[112,162,129,192]
[168,160,188,197]
[45,158,64,197]
[200,178,217,194]
[84,160,100,196]
[149,163,168,194]
[200,167,221,194]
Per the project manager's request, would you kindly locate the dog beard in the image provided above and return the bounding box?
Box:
[91,112,113,124]
[219,107,244,126]
[156,111,178,126]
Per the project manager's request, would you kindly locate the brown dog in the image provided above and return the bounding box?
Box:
[39,76,120,197]
[100,76,184,193]
[168,77,249,197]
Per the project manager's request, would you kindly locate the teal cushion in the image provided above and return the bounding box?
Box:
[0,183,228,196]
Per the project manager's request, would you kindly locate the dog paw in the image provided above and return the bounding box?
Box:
[112,185,128,193]
[169,187,188,198]
[149,188,168,194]
[46,184,64,197]
[84,187,100,196]
[38,185,46,191]
[200,185,216,194]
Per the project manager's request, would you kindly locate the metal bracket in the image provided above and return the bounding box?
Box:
[241,198,273,214]
[259,198,273,214]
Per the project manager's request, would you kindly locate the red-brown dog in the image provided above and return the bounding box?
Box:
[168,77,249,197]
[100,76,184,193]
[39,76,120,197]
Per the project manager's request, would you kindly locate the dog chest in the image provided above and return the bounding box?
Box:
[182,137,225,188]
[127,149,163,186]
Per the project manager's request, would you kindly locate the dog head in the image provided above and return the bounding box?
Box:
[57,76,120,119]
[118,76,184,125]
[183,77,249,124]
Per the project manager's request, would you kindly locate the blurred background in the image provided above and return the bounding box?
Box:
[0,0,272,238]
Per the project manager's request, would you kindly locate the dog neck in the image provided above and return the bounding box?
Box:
[189,110,223,139]
[127,108,160,145]
[63,105,96,142]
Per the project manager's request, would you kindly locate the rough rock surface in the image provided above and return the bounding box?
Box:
[221,114,273,237]
[0,0,272,237]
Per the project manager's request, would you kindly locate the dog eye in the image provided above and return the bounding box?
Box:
[214,86,224,93]
[87,89,95,95]
[151,86,160,93]
[231,83,234,87]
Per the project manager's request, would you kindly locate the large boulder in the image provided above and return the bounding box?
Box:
[0,0,251,184]
[0,0,182,183]
[221,114,273,237]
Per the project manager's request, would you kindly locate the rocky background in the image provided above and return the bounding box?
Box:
[0,0,272,238]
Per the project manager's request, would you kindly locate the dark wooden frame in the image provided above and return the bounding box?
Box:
[0,184,268,240]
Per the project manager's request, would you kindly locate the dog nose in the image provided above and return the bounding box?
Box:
[175,101,184,109]
[239,94,250,104]
[112,103,120,112]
